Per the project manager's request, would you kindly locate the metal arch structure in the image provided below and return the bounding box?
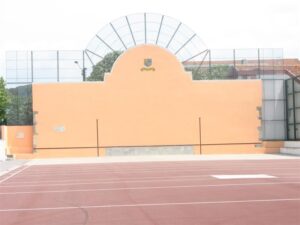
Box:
[85,13,208,67]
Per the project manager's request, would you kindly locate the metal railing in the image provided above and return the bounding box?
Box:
[5,48,285,84]
[5,48,287,140]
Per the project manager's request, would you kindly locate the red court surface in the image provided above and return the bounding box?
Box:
[0,159,300,225]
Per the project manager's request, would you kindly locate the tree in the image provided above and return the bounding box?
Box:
[0,77,9,125]
[186,65,232,80]
[88,51,232,81]
[6,85,33,125]
[88,51,122,81]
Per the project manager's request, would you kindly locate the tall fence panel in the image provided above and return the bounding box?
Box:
[260,49,287,140]
[286,77,300,140]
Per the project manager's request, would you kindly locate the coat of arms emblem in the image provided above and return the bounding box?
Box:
[144,58,152,67]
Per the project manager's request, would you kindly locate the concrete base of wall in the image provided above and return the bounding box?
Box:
[106,146,194,156]
[280,148,300,156]
[280,141,300,156]
[0,140,7,161]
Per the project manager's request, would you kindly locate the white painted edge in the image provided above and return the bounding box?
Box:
[1,176,300,189]
[27,154,300,165]
[0,198,300,212]
[212,174,277,179]
[0,181,299,195]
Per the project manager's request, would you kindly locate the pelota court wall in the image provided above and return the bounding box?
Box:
[3,45,283,158]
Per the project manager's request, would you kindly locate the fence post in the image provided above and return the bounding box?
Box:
[198,117,202,154]
[285,79,289,140]
[258,48,261,79]
[292,79,297,139]
[57,51,60,82]
[31,51,34,82]
[208,50,211,77]
[233,49,236,78]
[96,119,99,156]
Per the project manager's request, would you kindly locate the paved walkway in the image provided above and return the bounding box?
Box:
[0,154,298,175]
[0,160,28,177]
[27,154,299,165]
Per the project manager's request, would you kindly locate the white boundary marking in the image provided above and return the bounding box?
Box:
[0,176,213,188]
[212,174,277,179]
[1,176,300,189]
[0,181,299,195]
[0,198,300,212]
[3,171,300,186]
[12,166,300,177]
[0,165,31,184]
[0,174,212,185]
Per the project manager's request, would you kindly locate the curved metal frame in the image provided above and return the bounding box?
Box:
[85,13,208,67]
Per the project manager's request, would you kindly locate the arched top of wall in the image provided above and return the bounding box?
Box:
[85,13,208,66]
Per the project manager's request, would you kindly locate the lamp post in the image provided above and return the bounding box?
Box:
[74,61,87,81]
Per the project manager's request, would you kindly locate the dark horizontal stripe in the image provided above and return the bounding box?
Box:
[6,82,32,84]
[34,142,261,150]
[202,142,261,146]
[34,146,97,150]
[4,125,33,127]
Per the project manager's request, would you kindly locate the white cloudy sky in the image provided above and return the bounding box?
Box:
[0,0,299,76]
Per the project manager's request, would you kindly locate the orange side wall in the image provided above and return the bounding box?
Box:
[31,45,265,157]
[4,126,33,155]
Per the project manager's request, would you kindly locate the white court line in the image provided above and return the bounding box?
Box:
[0,198,300,212]
[1,174,212,185]
[1,176,300,189]
[0,181,299,195]
[0,176,213,188]
[0,176,300,189]
[212,174,277,179]
[5,170,300,186]
[0,165,31,184]
[15,166,300,177]
[18,165,300,176]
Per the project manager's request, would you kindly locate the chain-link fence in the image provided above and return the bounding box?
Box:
[6,48,285,84]
[184,48,284,80]
[5,50,92,126]
[5,48,290,141]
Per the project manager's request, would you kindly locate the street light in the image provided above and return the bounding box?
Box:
[74,61,87,81]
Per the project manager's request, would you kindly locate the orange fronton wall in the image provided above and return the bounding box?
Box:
[6,45,283,158]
